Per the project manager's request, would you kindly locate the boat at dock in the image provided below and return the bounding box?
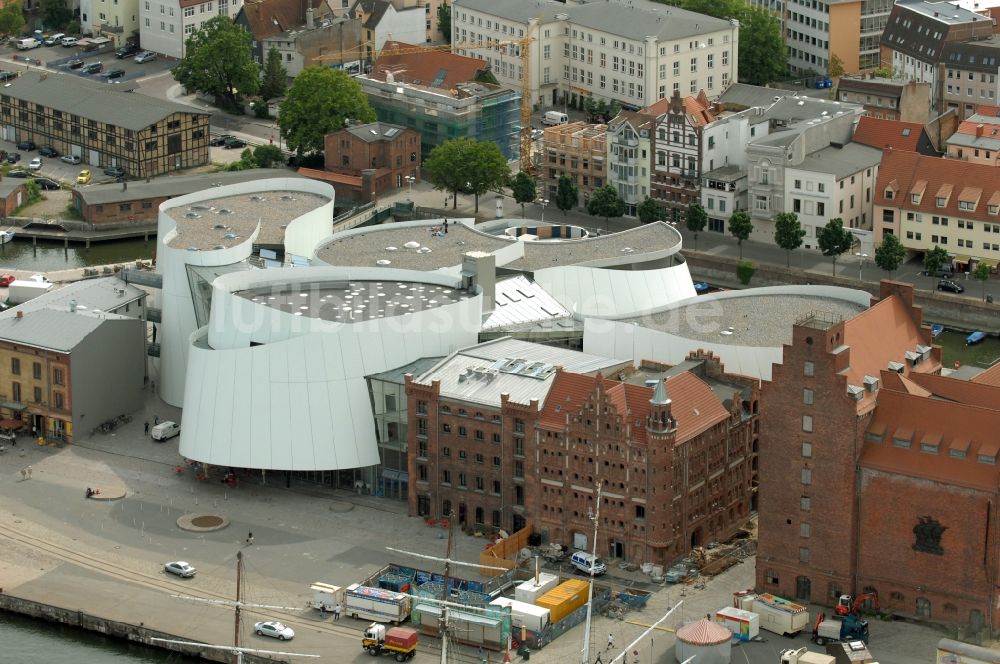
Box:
[931,324,944,339]
[0,230,15,244]
[966,330,986,346]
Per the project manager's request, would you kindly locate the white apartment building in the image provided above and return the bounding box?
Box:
[140,0,243,59]
[700,108,768,232]
[607,110,654,216]
[451,0,738,110]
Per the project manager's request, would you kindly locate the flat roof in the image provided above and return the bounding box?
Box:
[623,294,867,347]
[0,308,125,352]
[1,277,143,318]
[76,169,299,206]
[235,279,472,323]
[317,221,681,271]
[795,143,883,178]
[166,190,329,250]
[414,337,626,407]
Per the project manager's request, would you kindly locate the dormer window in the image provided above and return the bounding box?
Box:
[935,197,947,207]
[905,350,921,367]
[916,345,931,361]
[959,200,976,211]
[885,189,894,200]
[847,385,864,401]
[888,361,904,373]
[892,429,913,449]
[989,205,999,215]
[978,444,998,464]
[911,193,920,204]
[863,375,879,392]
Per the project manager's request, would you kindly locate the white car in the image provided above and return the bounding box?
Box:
[254,621,294,641]
[60,154,81,165]
[164,561,196,578]
[60,36,78,47]
[28,157,42,171]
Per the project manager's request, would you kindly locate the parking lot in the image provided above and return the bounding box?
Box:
[0,39,176,86]
[0,136,122,188]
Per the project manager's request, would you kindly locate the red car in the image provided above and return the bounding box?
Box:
[0,274,15,287]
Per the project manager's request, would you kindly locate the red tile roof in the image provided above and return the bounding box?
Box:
[371,41,489,90]
[852,116,925,152]
[841,292,938,406]
[874,149,1000,224]
[539,369,729,445]
[643,90,716,127]
[240,0,327,39]
[971,362,1000,387]
[862,383,1000,492]
[297,167,362,187]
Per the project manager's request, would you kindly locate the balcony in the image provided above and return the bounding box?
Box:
[613,136,639,148]
[100,23,125,33]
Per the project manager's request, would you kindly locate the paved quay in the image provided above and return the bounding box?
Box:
[0,387,947,664]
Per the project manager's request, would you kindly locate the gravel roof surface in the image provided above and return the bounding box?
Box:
[625,294,867,347]
[316,221,681,270]
[166,191,329,250]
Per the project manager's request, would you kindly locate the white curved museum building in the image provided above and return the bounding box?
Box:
[156,178,481,472]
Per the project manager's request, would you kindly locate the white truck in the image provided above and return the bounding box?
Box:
[344,583,411,624]
[310,582,342,612]
[733,590,810,636]
[488,596,551,634]
[781,647,836,664]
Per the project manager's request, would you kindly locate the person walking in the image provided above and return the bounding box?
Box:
[144,421,150,435]
[333,603,341,621]
[246,531,254,546]
[319,605,326,618]
[19,468,26,481]
[607,633,614,650]
[26,465,32,479]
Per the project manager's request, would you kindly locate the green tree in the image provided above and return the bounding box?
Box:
[510,171,536,218]
[773,211,805,268]
[685,200,708,250]
[727,210,753,259]
[828,54,845,79]
[253,144,285,168]
[587,185,625,229]
[40,0,71,30]
[464,141,510,213]
[437,3,451,43]
[736,259,756,286]
[260,47,288,100]
[923,245,950,277]
[278,67,376,155]
[739,6,787,85]
[873,232,906,278]
[0,1,25,37]
[817,217,854,276]
[637,196,663,225]
[425,138,473,209]
[555,175,578,217]
[972,262,992,301]
[174,16,259,110]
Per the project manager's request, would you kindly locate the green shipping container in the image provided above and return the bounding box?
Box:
[535,579,590,624]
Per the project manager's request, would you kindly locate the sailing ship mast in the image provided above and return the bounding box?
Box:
[581,481,603,664]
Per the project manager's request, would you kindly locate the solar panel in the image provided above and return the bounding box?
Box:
[431,68,447,88]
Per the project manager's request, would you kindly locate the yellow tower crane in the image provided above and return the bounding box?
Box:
[317,36,536,174]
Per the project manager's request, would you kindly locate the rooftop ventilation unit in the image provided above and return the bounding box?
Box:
[213,223,228,229]
[250,195,267,202]
[223,233,239,239]
[191,205,213,211]
[280,195,296,201]
[184,212,201,218]
[217,208,233,214]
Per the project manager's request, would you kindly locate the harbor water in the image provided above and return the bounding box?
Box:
[0,612,200,663]
[0,238,153,272]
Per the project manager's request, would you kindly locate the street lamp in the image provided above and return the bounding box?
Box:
[538,198,550,222]
[404,175,415,198]
[855,252,869,280]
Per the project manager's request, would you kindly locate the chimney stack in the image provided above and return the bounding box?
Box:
[306,6,314,28]
[976,123,985,138]
[15,310,23,319]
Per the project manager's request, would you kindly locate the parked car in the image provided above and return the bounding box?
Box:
[223,136,247,149]
[210,134,234,146]
[0,274,15,287]
[32,177,60,191]
[6,152,20,163]
[60,154,81,165]
[80,62,103,74]
[114,43,139,58]
[44,33,65,46]
[38,146,58,157]
[254,621,294,641]
[104,165,125,178]
[103,68,126,80]
[134,51,157,64]
[16,139,35,151]
[937,279,964,293]
[28,157,42,171]
[0,71,18,81]
[76,169,91,184]
[60,36,78,47]
[66,58,84,70]
[164,561,196,578]
[6,170,28,178]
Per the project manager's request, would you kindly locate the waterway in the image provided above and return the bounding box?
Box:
[0,238,153,272]
[0,612,201,663]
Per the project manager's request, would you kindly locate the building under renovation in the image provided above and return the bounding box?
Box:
[359,44,521,160]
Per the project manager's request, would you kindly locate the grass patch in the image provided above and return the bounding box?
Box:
[62,202,84,221]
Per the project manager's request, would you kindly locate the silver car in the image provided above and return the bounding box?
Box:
[134,51,157,64]
[164,560,196,578]
[254,621,294,641]
[28,157,42,171]
[60,154,81,165]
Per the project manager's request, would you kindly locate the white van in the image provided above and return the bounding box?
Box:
[570,551,607,576]
[150,421,181,441]
[542,111,569,126]
[16,38,39,51]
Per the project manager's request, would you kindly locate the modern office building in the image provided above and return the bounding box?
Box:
[451,0,738,110]
[0,73,210,177]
